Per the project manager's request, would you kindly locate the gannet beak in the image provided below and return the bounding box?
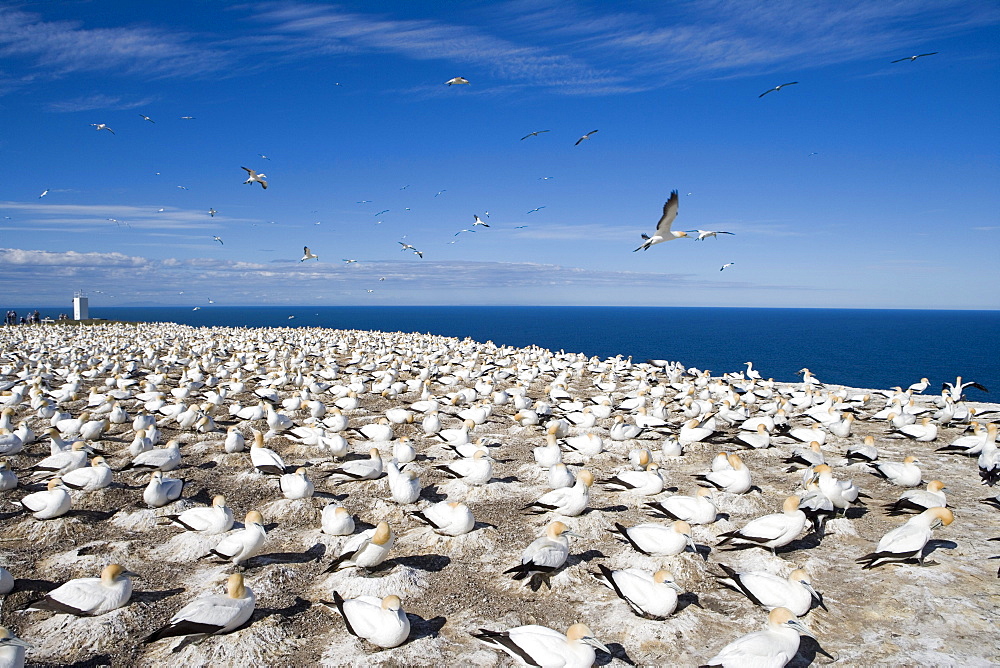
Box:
[803,582,826,610]
[787,619,815,639]
[582,636,611,654]
[563,530,583,539]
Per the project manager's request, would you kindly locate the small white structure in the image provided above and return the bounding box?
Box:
[73,292,89,320]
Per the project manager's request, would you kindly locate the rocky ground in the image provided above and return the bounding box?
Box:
[0,323,998,667]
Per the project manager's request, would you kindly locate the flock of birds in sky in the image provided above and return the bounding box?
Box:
[21,50,946,304]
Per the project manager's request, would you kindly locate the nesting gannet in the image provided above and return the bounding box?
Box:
[300,246,319,262]
[435,450,492,485]
[445,76,469,85]
[696,453,752,494]
[717,496,807,554]
[61,456,113,491]
[474,623,609,667]
[31,441,90,478]
[646,487,718,524]
[504,521,578,589]
[857,507,954,569]
[411,501,475,536]
[846,435,879,463]
[329,592,410,649]
[25,564,136,616]
[203,510,266,566]
[758,81,798,97]
[594,564,682,619]
[321,504,355,535]
[18,478,71,519]
[575,129,599,146]
[522,470,593,516]
[893,416,938,442]
[612,520,697,557]
[124,439,181,473]
[810,464,863,515]
[250,430,286,475]
[602,464,664,496]
[145,574,255,645]
[0,626,31,667]
[241,166,267,189]
[280,467,314,499]
[165,495,234,534]
[144,471,184,507]
[871,455,922,487]
[385,461,420,504]
[885,480,947,515]
[704,607,814,667]
[0,461,16,491]
[716,564,825,616]
[325,521,394,571]
[224,427,245,453]
[891,52,938,63]
[327,448,383,482]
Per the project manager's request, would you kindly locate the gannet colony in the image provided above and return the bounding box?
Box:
[0,322,997,667]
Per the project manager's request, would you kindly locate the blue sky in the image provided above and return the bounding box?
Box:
[2,0,998,308]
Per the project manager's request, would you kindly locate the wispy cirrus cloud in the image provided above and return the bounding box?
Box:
[0,246,805,305]
[0,6,232,81]
[46,93,158,113]
[0,201,250,232]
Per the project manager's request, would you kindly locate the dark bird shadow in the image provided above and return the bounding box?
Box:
[253,543,326,566]
[590,505,628,514]
[676,592,703,613]
[0,510,23,522]
[253,596,312,623]
[419,486,447,504]
[133,587,185,604]
[845,507,868,520]
[188,488,214,505]
[406,613,447,642]
[472,521,496,531]
[68,509,116,522]
[788,635,837,666]
[10,578,58,595]
[492,475,519,484]
[315,491,347,502]
[596,642,637,666]
[32,653,115,667]
[777,533,823,554]
[566,549,605,567]
[922,539,958,561]
[75,543,108,556]
[391,554,451,573]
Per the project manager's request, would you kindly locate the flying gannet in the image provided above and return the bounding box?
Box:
[634,190,688,251]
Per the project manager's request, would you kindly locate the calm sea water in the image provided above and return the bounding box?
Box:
[9,306,998,396]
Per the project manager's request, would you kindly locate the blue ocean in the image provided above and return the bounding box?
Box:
[10,306,998,397]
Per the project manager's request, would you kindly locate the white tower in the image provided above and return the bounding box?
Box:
[73,291,89,320]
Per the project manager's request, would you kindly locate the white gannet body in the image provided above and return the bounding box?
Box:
[704,607,814,667]
[330,592,410,649]
[522,470,593,516]
[205,511,266,565]
[250,430,286,475]
[125,439,181,472]
[320,504,355,536]
[872,455,922,487]
[646,487,718,525]
[410,501,475,536]
[280,467,314,499]
[166,495,234,534]
[601,464,664,496]
[718,496,807,554]
[326,522,394,571]
[475,623,610,668]
[145,574,255,644]
[144,471,183,507]
[612,520,696,556]
[857,507,954,569]
[696,453,752,494]
[61,456,112,491]
[328,448,383,482]
[435,450,492,485]
[27,564,135,616]
[504,521,577,587]
[19,478,72,519]
[594,565,682,619]
[716,564,825,616]
[885,480,947,515]
[0,626,32,667]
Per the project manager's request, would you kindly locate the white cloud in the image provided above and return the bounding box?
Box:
[0,246,806,305]
[0,202,252,232]
[47,93,158,113]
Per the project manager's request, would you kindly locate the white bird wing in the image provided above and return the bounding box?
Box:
[505,625,570,664]
[43,578,106,614]
[605,569,657,610]
[523,539,567,568]
[654,190,680,235]
[740,513,792,540]
[710,629,793,666]
[341,597,387,638]
[171,592,250,632]
[875,521,928,554]
[177,506,215,531]
[19,490,52,512]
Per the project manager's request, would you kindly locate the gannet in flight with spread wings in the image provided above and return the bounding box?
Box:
[634,190,688,251]
[521,130,550,140]
[91,123,115,134]
[241,167,267,189]
[445,77,469,86]
[301,246,318,262]
[759,82,798,98]
[892,52,938,63]
[687,229,735,241]
[575,130,599,146]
